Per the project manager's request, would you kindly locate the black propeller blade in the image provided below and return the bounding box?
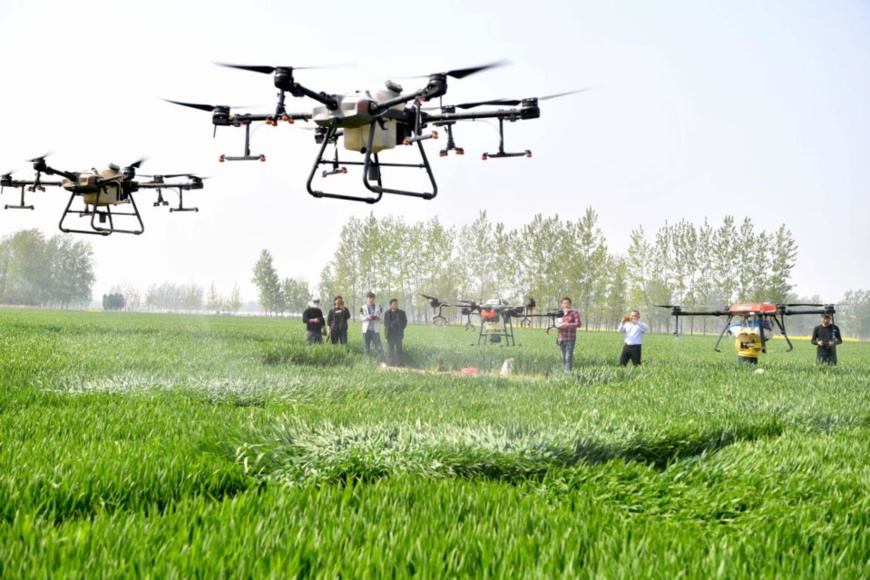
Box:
[214,62,355,74]
[453,89,589,110]
[115,158,146,181]
[162,173,207,180]
[410,60,510,80]
[164,99,227,113]
[443,59,510,79]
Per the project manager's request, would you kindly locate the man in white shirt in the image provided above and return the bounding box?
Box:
[360,291,386,365]
[618,309,650,366]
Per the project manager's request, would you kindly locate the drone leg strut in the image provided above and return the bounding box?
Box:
[712,315,733,352]
[220,123,266,162]
[773,315,793,352]
[482,117,532,160]
[4,185,35,210]
[59,192,144,236]
[307,127,382,203]
[169,188,198,213]
[362,122,438,200]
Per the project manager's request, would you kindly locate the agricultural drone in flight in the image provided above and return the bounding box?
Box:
[167,61,585,204]
[656,302,837,354]
[1,156,205,235]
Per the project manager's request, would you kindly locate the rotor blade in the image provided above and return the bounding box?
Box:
[781,303,825,307]
[216,63,277,75]
[127,158,147,170]
[445,59,510,79]
[162,173,206,179]
[410,60,511,81]
[454,89,590,110]
[27,152,53,163]
[164,99,220,112]
[215,62,356,74]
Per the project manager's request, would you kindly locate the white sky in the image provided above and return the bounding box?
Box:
[1,0,868,304]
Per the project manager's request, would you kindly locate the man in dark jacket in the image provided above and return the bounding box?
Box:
[383,298,408,366]
[302,299,325,345]
[326,295,351,345]
[811,314,843,365]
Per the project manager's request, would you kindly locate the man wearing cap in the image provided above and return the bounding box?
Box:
[811,314,843,365]
[302,298,326,345]
[360,292,386,365]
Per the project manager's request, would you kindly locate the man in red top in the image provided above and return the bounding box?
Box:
[556,297,581,372]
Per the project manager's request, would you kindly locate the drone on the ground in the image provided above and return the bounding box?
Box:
[1,156,205,235]
[656,302,837,354]
[168,61,584,204]
[421,294,537,345]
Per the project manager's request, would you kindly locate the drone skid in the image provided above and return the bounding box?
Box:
[3,186,35,210]
[59,192,144,236]
[307,124,438,203]
[220,155,266,162]
[477,315,516,347]
[481,150,532,160]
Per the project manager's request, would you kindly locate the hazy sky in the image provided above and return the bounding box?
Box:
[1,0,867,305]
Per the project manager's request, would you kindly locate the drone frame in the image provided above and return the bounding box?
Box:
[2,158,204,236]
[661,303,837,353]
[59,189,146,236]
[168,61,561,203]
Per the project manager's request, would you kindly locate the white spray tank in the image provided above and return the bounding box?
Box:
[343,81,405,154]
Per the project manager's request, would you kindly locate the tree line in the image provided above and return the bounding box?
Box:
[0,229,95,308]
[105,281,244,313]
[267,210,866,339]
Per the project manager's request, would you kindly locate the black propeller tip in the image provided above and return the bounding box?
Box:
[164,99,221,112]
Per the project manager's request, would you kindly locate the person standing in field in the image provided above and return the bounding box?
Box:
[811,314,843,365]
[383,298,408,367]
[302,298,325,345]
[326,295,351,345]
[360,292,386,365]
[556,297,581,372]
[618,309,650,366]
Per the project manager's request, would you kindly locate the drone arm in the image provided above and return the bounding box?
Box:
[426,108,526,123]
[286,85,338,110]
[371,89,429,114]
[712,315,734,352]
[39,165,78,181]
[771,315,793,352]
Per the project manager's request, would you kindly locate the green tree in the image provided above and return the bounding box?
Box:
[0,229,48,305]
[282,277,311,314]
[226,284,243,314]
[768,224,798,303]
[329,217,364,318]
[183,283,204,312]
[566,208,609,330]
[206,282,223,312]
[252,249,282,316]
